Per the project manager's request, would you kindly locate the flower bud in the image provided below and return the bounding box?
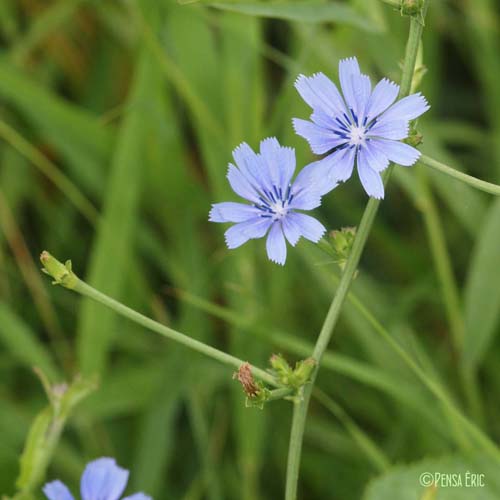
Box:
[400,0,423,16]
[292,358,316,386]
[327,227,357,271]
[40,251,78,289]
[270,353,291,374]
[405,129,423,147]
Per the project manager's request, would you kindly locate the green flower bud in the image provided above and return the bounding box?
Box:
[400,0,423,16]
[292,358,316,386]
[269,353,291,374]
[324,227,357,271]
[40,251,78,289]
[405,129,423,147]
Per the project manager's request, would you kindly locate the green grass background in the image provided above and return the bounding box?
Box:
[1,0,500,499]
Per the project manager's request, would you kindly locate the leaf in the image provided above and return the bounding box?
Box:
[204,1,382,31]
[463,199,500,372]
[0,57,112,196]
[363,454,500,500]
[75,45,156,375]
[0,303,60,381]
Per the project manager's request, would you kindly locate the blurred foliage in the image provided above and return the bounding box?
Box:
[0,0,500,499]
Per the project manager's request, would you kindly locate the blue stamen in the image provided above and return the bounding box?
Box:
[350,108,358,126]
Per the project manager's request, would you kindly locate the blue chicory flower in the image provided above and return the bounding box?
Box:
[293,56,430,199]
[209,138,327,265]
[43,457,151,500]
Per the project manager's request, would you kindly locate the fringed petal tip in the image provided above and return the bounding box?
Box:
[268,256,286,266]
[338,56,359,66]
[208,205,221,223]
[232,141,252,158]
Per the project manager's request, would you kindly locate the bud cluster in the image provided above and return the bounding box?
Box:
[269,354,316,390]
[325,227,357,271]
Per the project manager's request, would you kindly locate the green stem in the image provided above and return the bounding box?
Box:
[178,288,500,455]
[419,154,500,196]
[285,186,386,500]
[73,279,279,387]
[39,252,279,388]
[284,6,429,499]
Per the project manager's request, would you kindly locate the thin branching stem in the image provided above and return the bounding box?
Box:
[72,279,279,387]
[419,154,500,196]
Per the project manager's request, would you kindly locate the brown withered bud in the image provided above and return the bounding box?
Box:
[233,362,260,397]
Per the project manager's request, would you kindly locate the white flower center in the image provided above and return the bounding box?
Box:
[272,202,288,219]
[349,125,366,146]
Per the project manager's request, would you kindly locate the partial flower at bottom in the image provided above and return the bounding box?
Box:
[209,138,329,265]
[43,457,151,500]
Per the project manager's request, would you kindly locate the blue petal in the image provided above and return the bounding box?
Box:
[368,120,409,140]
[361,142,389,172]
[232,142,265,191]
[338,57,361,114]
[278,146,296,194]
[351,73,371,122]
[259,137,296,194]
[310,109,339,129]
[328,145,356,183]
[281,215,301,246]
[291,160,323,193]
[224,217,272,249]
[299,146,355,192]
[295,72,346,117]
[259,137,282,189]
[43,480,75,500]
[293,118,348,155]
[289,161,326,208]
[123,494,152,500]
[266,222,287,265]
[80,458,129,500]
[209,202,260,223]
[365,78,399,123]
[381,92,430,122]
[370,139,420,166]
[357,151,385,199]
[288,213,326,243]
[227,164,260,203]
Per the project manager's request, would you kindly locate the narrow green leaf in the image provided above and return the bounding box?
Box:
[0,303,60,381]
[0,57,112,195]
[463,199,500,371]
[204,1,381,31]
[76,45,155,375]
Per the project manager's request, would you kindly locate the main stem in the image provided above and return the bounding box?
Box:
[284,7,428,499]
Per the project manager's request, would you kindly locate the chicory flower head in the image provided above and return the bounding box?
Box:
[209,138,327,265]
[43,457,151,500]
[293,56,430,199]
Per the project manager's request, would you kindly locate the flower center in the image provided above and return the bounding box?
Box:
[272,202,288,219]
[349,125,366,146]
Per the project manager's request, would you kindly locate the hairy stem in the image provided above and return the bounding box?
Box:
[284,5,429,499]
